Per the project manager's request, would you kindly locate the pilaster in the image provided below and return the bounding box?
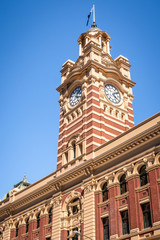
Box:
[147,153,160,225]
[83,180,96,240]
[51,196,62,240]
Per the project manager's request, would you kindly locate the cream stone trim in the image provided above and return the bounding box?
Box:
[32,228,40,233]
[139,196,150,204]
[130,228,139,234]
[86,133,113,142]
[119,204,128,212]
[98,199,109,207]
[115,192,129,200]
[87,88,100,96]
[21,233,28,238]
[0,116,159,222]
[153,221,160,227]
[58,116,124,143]
[86,95,100,104]
[58,109,128,137]
[110,234,118,240]
[101,211,109,218]
[58,117,123,142]
[135,183,150,193]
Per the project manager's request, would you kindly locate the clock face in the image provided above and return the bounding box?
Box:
[104,84,121,104]
[70,86,82,107]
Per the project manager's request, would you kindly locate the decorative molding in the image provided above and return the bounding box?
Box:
[97,199,109,207]
[119,204,128,212]
[135,183,150,193]
[115,192,129,200]
[139,196,150,204]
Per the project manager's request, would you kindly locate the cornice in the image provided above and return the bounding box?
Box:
[57,58,135,93]
[0,114,159,221]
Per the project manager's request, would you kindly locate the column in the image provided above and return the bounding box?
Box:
[79,41,82,56]
[147,154,160,228]
[108,185,119,239]
[94,191,103,240]
[18,221,25,240]
[106,40,110,54]
[3,221,11,240]
[28,214,36,240]
[39,207,48,240]
[127,168,140,235]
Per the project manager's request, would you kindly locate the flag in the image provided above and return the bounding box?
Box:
[86,7,93,26]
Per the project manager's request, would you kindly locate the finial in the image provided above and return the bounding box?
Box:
[24,173,27,182]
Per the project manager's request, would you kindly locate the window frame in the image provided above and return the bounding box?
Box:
[15,222,19,237]
[103,217,109,240]
[120,174,127,195]
[48,207,53,224]
[142,202,152,228]
[37,212,40,229]
[102,182,108,202]
[139,165,148,186]
[26,217,29,233]
[121,210,129,235]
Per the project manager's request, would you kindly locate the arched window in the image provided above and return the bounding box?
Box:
[37,213,40,229]
[67,198,80,216]
[73,142,76,159]
[15,222,19,237]
[139,165,148,186]
[48,207,52,224]
[102,182,108,202]
[26,218,29,233]
[120,174,127,195]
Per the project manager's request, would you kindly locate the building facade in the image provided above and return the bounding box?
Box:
[0,24,160,240]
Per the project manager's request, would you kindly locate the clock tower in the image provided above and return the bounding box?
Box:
[56,25,135,171]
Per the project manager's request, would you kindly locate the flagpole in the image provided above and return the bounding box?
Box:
[93,3,95,24]
[92,3,97,27]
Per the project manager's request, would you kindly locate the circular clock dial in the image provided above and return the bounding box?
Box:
[70,86,82,106]
[104,84,121,104]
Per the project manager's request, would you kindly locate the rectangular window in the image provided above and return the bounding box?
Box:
[142,203,152,228]
[121,210,129,235]
[103,217,109,240]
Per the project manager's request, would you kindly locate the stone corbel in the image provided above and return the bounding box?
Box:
[52,196,62,208]
[108,173,116,188]
[146,153,156,167]
[30,211,37,221]
[126,164,139,181]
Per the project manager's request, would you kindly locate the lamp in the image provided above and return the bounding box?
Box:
[73,230,92,240]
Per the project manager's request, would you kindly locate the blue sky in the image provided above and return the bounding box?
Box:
[0,0,160,200]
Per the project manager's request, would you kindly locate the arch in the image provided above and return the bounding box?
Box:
[120,174,127,195]
[62,191,82,214]
[36,212,40,229]
[25,217,29,233]
[68,135,80,147]
[48,207,53,224]
[15,222,19,237]
[102,182,108,202]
